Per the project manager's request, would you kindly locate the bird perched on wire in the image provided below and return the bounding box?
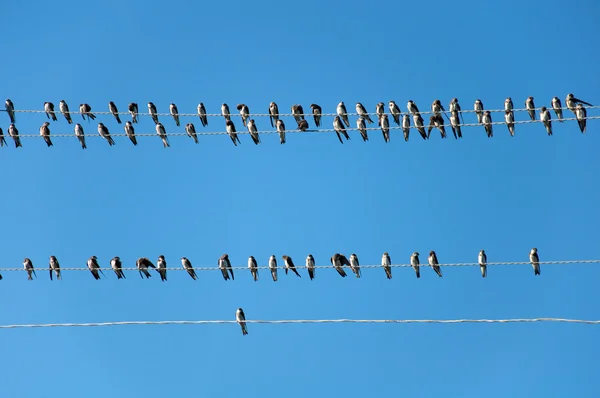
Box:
[185,123,198,144]
[331,253,347,277]
[148,102,159,124]
[236,308,248,336]
[136,257,156,279]
[529,248,541,275]
[170,103,180,126]
[226,120,241,146]
[236,103,249,127]
[23,258,36,280]
[248,256,258,281]
[111,256,126,279]
[181,257,196,281]
[283,255,301,278]
[428,251,443,277]
[410,252,420,279]
[306,254,315,280]
[109,101,121,123]
[219,254,234,281]
[87,256,104,280]
[269,255,278,281]
[309,103,321,127]
[44,102,57,121]
[49,255,61,280]
[349,253,361,278]
[5,99,15,123]
[269,102,279,127]
[74,123,86,149]
[197,103,208,127]
[40,122,53,147]
[79,103,96,121]
[565,93,592,115]
[157,255,168,281]
[478,250,487,278]
[382,252,392,279]
[128,102,138,123]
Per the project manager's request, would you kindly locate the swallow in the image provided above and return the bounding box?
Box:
[450,111,462,139]
[478,250,487,278]
[330,253,347,277]
[530,248,541,275]
[297,119,308,132]
[410,252,420,278]
[431,99,449,121]
[276,119,286,144]
[44,102,58,121]
[125,121,137,145]
[148,102,159,124]
[376,102,385,126]
[356,102,373,124]
[111,256,126,279]
[482,111,493,138]
[197,103,208,127]
[236,308,248,336]
[247,119,261,144]
[156,123,170,147]
[540,106,552,136]
[566,93,592,115]
[349,253,361,278]
[504,97,514,113]
[185,123,198,144]
[136,257,156,279]
[49,256,61,280]
[40,122,53,147]
[74,123,87,149]
[236,103,249,127]
[157,255,168,281]
[551,97,563,122]
[23,257,36,280]
[408,100,423,118]
[357,117,368,141]
[226,120,241,146]
[98,123,115,146]
[474,99,484,123]
[0,127,6,147]
[170,103,180,126]
[428,251,443,277]
[248,256,258,281]
[306,254,315,280]
[449,98,464,123]
[80,103,96,121]
[269,255,278,281]
[87,256,104,280]
[525,97,536,121]
[109,101,121,123]
[336,102,350,127]
[413,114,427,140]
[181,256,197,281]
[504,109,515,137]
[269,101,279,127]
[217,103,229,122]
[219,254,234,281]
[428,115,446,139]
[381,114,390,142]
[388,101,401,125]
[128,102,139,123]
[283,255,301,278]
[575,104,587,133]
[5,99,15,123]
[333,116,350,143]
[291,104,305,124]
[58,100,73,124]
[382,252,392,279]
[309,104,321,127]
[8,124,21,148]
[402,114,411,141]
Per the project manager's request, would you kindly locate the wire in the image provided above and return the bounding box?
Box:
[1,259,597,273]
[0,317,598,329]
[1,116,597,140]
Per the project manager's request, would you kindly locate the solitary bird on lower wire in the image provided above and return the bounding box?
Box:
[236,308,248,336]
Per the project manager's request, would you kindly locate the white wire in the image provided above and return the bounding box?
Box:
[0,317,598,329]
[1,259,597,272]
[2,116,597,139]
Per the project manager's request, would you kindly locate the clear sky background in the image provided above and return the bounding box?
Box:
[1,0,599,396]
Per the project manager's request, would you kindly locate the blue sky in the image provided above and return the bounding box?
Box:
[1,0,599,396]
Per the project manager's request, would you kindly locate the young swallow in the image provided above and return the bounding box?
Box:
[309,103,321,127]
[525,97,536,121]
[504,110,515,137]
[504,97,514,113]
[330,253,347,277]
[111,256,126,279]
[551,97,563,122]
[248,256,258,281]
[226,120,241,146]
[565,93,592,114]
[333,116,350,143]
[282,255,301,278]
[219,254,234,281]
[49,255,61,280]
[157,255,168,281]
[389,101,401,125]
[478,250,487,278]
[125,121,137,145]
[269,255,278,281]
[482,111,493,138]
[474,99,484,123]
[381,114,390,142]
[306,254,315,280]
[0,127,6,147]
[75,123,87,149]
[297,119,309,132]
[276,119,286,144]
[349,253,361,278]
[156,123,170,147]
[376,102,385,126]
[136,257,156,279]
[185,123,198,144]
[356,102,373,124]
[428,251,443,277]
[221,103,231,121]
[291,104,305,123]
[98,122,115,146]
[247,119,261,144]
[236,103,249,127]
[80,103,96,121]
[357,117,368,141]
[170,103,180,126]
[575,104,587,133]
[181,257,197,281]
[128,102,139,123]
[410,252,420,278]
[336,102,350,127]
[44,102,58,121]
[148,102,159,124]
[406,100,420,117]
[402,114,411,141]
[382,252,392,279]
[236,308,248,336]
[109,101,121,123]
[197,103,208,127]
[40,122,53,147]
[9,124,21,148]
[269,102,279,127]
[5,99,15,123]
[540,106,552,135]
[23,258,36,280]
[428,115,446,139]
[87,256,104,280]
[449,98,464,123]
[59,100,72,124]
[450,111,462,139]
[529,248,541,275]
[413,114,427,140]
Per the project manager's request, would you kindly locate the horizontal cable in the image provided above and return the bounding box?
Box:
[2,116,597,140]
[0,317,599,329]
[0,259,597,272]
